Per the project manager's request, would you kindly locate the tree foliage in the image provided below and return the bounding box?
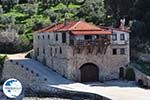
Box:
[105,0,150,38]
[130,0,150,37]
[0,0,19,12]
[105,0,135,18]
[0,0,150,53]
[77,0,105,25]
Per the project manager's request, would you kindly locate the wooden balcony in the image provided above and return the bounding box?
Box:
[72,39,110,46]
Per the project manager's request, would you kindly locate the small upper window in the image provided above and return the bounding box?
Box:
[48,35,50,39]
[56,34,58,41]
[88,48,92,54]
[43,48,45,54]
[62,32,66,43]
[120,34,125,40]
[85,35,92,40]
[120,48,125,55]
[50,48,52,56]
[38,35,40,39]
[77,48,81,54]
[37,48,39,56]
[55,48,57,55]
[112,49,117,55]
[60,47,62,54]
[96,35,100,39]
[112,34,117,41]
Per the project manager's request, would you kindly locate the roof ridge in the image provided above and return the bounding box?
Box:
[36,22,60,33]
[68,21,81,30]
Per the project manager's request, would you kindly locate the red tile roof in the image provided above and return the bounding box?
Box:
[99,26,130,33]
[36,21,112,35]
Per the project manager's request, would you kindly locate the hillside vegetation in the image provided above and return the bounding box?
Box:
[0,0,150,53]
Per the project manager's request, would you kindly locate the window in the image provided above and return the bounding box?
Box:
[48,35,50,39]
[120,34,125,40]
[50,48,52,56]
[112,49,117,55]
[120,48,125,55]
[38,35,40,39]
[55,48,57,55]
[85,35,92,40]
[112,34,117,41]
[88,48,92,54]
[77,48,81,54]
[60,47,62,54]
[62,32,66,43]
[37,48,39,56]
[43,48,45,54]
[96,35,100,39]
[43,35,44,39]
[56,34,58,41]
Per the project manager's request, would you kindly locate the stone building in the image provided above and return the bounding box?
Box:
[33,21,130,82]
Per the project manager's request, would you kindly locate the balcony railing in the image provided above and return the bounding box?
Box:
[72,39,110,46]
[111,40,128,45]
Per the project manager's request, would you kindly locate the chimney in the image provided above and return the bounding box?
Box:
[64,13,67,26]
[119,18,125,30]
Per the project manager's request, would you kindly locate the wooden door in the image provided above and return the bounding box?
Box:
[80,63,99,82]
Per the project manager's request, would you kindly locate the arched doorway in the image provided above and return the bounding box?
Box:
[80,63,99,82]
[119,67,124,80]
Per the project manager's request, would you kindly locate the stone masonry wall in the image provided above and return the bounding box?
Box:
[67,45,129,81]
[43,44,129,82]
[133,67,150,87]
[2,60,46,88]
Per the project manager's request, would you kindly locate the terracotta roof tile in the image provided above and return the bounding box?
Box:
[36,21,112,35]
[68,21,102,31]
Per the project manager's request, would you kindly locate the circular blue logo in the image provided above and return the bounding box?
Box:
[3,78,22,98]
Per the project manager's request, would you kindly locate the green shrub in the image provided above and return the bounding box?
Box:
[125,68,135,81]
[0,55,7,66]
[0,55,7,81]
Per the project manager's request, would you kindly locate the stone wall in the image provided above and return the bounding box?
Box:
[67,44,129,81]
[2,60,46,87]
[133,67,150,87]
[41,44,129,82]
